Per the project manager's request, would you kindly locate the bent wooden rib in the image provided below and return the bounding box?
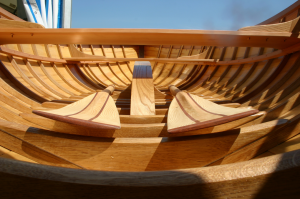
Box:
[167,85,259,133]
[33,85,120,130]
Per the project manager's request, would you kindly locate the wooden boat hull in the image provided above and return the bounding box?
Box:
[0,2,300,198]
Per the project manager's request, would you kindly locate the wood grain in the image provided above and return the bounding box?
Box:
[33,86,121,130]
[130,61,155,115]
[168,86,259,133]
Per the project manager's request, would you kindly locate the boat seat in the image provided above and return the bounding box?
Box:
[167,85,259,133]
[33,85,121,130]
[130,61,156,115]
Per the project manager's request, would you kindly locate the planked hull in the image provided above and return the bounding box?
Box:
[0,2,300,198]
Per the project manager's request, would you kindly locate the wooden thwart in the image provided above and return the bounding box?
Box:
[33,85,121,130]
[167,85,259,133]
[130,61,156,115]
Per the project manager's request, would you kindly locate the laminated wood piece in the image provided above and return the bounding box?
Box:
[167,85,259,133]
[33,86,121,130]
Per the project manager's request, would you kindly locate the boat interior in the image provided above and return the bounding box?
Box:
[0,1,299,198]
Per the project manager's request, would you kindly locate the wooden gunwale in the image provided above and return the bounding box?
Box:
[0,28,298,49]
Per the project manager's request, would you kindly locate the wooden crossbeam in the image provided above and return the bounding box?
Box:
[0,28,298,49]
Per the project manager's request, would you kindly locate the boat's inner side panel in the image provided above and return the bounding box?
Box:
[0,2,300,178]
[0,40,298,172]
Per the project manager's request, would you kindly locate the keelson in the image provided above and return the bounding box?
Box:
[0,2,300,198]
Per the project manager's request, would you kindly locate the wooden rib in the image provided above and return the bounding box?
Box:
[243,52,300,107]
[39,62,76,96]
[189,47,230,94]
[153,45,173,81]
[205,47,251,97]
[0,85,32,113]
[111,45,132,82]
[121,45,133,74]
[0,46,66,63]
[5,56,55,100]
[15,45,61,99]
[56,44,64,58]
[234,55,289,103]
[160,46,194,87]
[218,48,266,99]
[96,63,123,87]
[106,63,129,85]
[193,47,239,95]
[178,46,214,90]
[25,60,68,99]
[155,46,183,86]
[85,64,109,87]
[73,64,104,90]
[152,45,162,72]
[80,64,106,89]
[0,69,41,106]
[65,64,99,91]
[52,63,87,94]
[68,44,104,58]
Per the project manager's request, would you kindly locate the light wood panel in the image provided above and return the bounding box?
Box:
[168,86,259,133]
[130,61,155,115]
[0,29,298,49]
[33,86,120,130]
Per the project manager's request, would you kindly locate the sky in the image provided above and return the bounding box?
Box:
[71,0,298,30]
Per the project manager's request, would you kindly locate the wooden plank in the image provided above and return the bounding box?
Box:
[0,28,298,49]
[130,61,155,115]
[0,119,83,169]
[0,46,66,63]
[269,134,300,154]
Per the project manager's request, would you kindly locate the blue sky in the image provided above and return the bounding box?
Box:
[72,0,297,30]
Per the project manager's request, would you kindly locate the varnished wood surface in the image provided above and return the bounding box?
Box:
[0,3,299,198]
[0,28,298,49]
[0,150,298,198]
[33,86,120,130]
[130,61,155,115]
[0,46,66,63]
[168,86,259,133]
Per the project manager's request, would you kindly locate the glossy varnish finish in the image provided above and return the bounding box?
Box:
[0,3,299,198]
